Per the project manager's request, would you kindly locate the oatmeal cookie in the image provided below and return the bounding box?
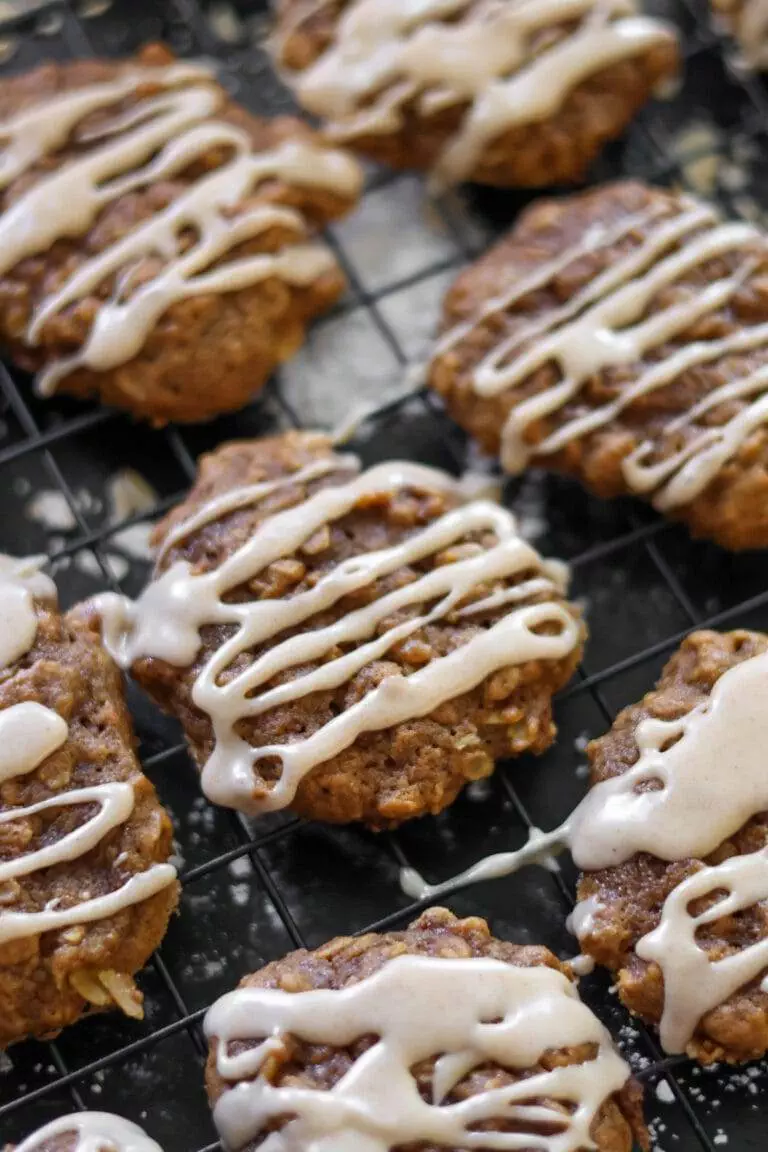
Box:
[9,1114,161,1152]
[204,907,647,1152]
[575,629,768,1063]
[0,556,178,1047]
[430,180,768,549]
[0,42,362,424]
[87,430,583,828]
[273,0,678,187]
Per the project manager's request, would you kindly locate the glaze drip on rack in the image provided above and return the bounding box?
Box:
[281,0,675,183]
[205,952,630,1152]
[435,194,768,508]
[95,454,580,815]
[401,647,768,1053]
[0,555,176,945]
[16,1112,163,1152]
[0,61,361,393]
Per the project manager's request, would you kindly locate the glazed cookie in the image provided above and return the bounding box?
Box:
[0,555,178,1047]
[430,180,768,550]
[273,0,678,188]
[0,42,362,424]
[89,430,583,828]
[9,1114,161,1152]
[573,630,768,1064]
[204,907,646,1152]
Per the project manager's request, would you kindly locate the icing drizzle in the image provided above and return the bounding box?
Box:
[401,647,768,1054]
[205,952,631,1152]
[16,1112,162,1152]
[434,192,768,510]
[280,0,675,184]
[0,60,361,394]
[0,554,176,945]
[0,554,56,669]
[94,454,580,815]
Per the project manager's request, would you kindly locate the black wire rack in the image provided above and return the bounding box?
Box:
[1,1,768,1149]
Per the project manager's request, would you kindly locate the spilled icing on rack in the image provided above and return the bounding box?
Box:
[278,0,675,184]
[0,554,176,945]
[95,453,580,815]
[401,646,768,1054]
[205,952,631,1152]
[16,1112,162,1152]
[433,191,768,509]
[0,60,361,394]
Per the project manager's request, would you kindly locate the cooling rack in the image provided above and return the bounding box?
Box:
[0,1,767,1149]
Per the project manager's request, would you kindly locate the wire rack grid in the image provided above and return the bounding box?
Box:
[0,1,767,1149]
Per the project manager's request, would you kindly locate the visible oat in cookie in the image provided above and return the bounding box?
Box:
[273,0,678,187]
[0,42,362,424]
[430,180,768,549]
[85,430,583,828]
[0,555,178,1047]
[574,630,768,1064]
[204,907,647,1152]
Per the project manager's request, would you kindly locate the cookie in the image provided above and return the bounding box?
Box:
[273,0,678,188]
[0,42,362,424]
[429,180,768,550]
[0,555,178,1047]
[712,0,768,68]
[573,630,768,1063]
[87,430,583,828]
[204,907,646,1152]
[10,1114,161,1152]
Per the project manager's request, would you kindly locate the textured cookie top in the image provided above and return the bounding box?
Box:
[204,908,644,1152]
[93,432,581,821]
[0,42,361,405]
[0,554,177,1039]
[402,627,768,1062]
[574,630,768,1063]
[275,0,677,185]
[429,180,768,549]
[11,1113,162,1152]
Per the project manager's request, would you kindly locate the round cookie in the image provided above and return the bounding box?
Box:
[273,0,678,187]
[204,907,647,1152]
[88,430,583,828]
[429,180,768,550]
[574,629,768,1064]
[9,1114,161,1152]
[0,556,178,1046]
[0,42,362,424]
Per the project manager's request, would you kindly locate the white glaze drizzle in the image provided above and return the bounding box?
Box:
[0,553,56,669]
[0,61,361,393]
[94,455,579,815]
[400,647,768,1054]
[16,1112,162,1152]
[205,952,631,1152]
[636,848,768,1053]
[0,559,176,945]
[282,0,675,184]
[435,188,768,508]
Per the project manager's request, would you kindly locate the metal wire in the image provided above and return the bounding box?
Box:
[0,1,765,1149]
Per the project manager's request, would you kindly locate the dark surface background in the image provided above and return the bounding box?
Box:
[0,1,767,1149]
